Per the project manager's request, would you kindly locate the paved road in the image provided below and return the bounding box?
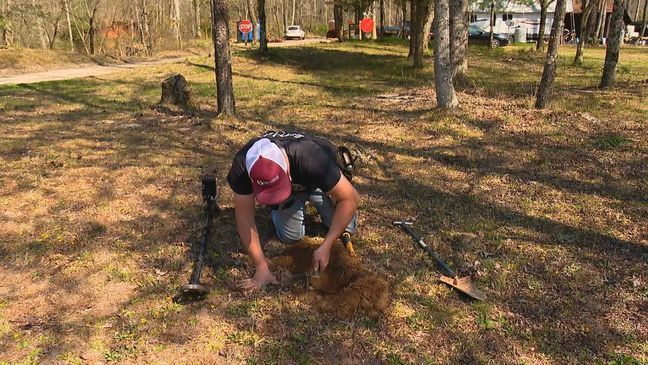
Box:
[0,38,330,86]
[0,57,186,86]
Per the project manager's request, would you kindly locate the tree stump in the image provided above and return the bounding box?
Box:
[161,74,191,106]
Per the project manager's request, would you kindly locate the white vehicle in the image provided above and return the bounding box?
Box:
[285,25,305,40]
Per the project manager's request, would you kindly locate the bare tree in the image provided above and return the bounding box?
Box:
[380,0,384,36]
[536,0,556,51]
[640,0,647,41]
[334,0,343,41]
[422,2,433,51]
[599,0,625,88]
[595,0,606,41]
[488,0,494,48]
[434,0,459,108]
[535,0,567,108]
[173,0,182,48]
[450,0,468,82]
[0,0,13,47]
[412,0,430,68]
[211,0,236,116]
[408,0,416,57]
[574,0,599,64]
[258,0,268,54]
[63,0,74,51]
[193,0,202,38]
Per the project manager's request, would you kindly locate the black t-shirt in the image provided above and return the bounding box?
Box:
[227,131,342,195]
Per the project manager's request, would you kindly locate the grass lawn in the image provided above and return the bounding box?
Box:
[0,40,646,364]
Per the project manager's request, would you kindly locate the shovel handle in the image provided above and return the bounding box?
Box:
[392,221,456,278]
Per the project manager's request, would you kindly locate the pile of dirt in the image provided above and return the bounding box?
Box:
[270,238,389,319]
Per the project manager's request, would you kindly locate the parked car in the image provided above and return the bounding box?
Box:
[285,25,305,40]
[468,25,511,47]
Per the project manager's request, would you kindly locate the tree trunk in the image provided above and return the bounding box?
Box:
[247,0,257,24]
[211,0,236,116]
[89,6,97,54]
[596,0,607,41]
[31,0,48,49]
[401,0,407,39]
[194,0,202,38]
[334,3,343,41]
[290,0,296,25]
[422,2,434,51]
[535,0,567,109]
[413,0,429,68]
[574,0,598,64]
[408,0,417,57]
[600,0,625,88]
[537,0,549,51]
[0,0,11,47]
[174,0,182,48]
[64,0,74,51]
[379,0,385,37]
[641,0,647,39]
[258,0,268,54]
[434,0,459,108]
[489,1,495,48]
[450,0,468,80]
[48,16,61,49]
[142,0,153,55]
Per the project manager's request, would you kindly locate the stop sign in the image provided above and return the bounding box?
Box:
[239,19,253,34]
[359,18,374,33]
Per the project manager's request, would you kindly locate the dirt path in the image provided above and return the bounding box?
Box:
[230,37,329,50]
[0,57,186,85]
[0,38,328,86]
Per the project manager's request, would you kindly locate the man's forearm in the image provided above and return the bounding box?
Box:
[321,198,357,249]
[234,193,269,270]
[238,227,268,269]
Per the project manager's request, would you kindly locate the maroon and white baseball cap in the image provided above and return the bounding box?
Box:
[246,138,292,205]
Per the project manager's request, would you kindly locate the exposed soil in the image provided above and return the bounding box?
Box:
[270,238,390,319]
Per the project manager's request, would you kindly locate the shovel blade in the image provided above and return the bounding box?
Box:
[439,275,486,301]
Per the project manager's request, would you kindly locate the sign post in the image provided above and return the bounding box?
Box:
[239,19,253,46]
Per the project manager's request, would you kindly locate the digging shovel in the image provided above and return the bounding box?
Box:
[392,220,486,301]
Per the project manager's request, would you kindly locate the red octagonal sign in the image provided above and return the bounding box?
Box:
[360,18,374,33]
[239,19,253,34]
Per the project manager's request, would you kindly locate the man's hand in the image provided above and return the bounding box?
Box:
[312,244,332,274]
[237,262,278,291]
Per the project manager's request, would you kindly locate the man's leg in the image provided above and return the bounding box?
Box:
[271,193,308,243]
[308,189,357,233]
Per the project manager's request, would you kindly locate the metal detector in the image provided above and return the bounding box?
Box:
[392,220,486,301]
[177,174,220,301]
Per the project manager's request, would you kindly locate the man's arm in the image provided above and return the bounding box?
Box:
[234,193,277,289]
[312,174,359,272]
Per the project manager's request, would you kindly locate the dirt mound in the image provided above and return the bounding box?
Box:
[270,238,389,319]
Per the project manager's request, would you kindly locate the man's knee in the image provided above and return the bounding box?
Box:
[275,226,304,244]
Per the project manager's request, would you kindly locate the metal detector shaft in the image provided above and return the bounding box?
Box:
[189,199,215,285]
[392,221,456,278]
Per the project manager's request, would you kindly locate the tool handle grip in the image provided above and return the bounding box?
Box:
[393,221,456,277]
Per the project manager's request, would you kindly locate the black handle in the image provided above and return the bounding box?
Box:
[392,220,456,278]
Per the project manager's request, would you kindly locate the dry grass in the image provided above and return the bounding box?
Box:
[0,41,646,364]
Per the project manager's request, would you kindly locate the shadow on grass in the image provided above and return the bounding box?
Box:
[0,43,645,364]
